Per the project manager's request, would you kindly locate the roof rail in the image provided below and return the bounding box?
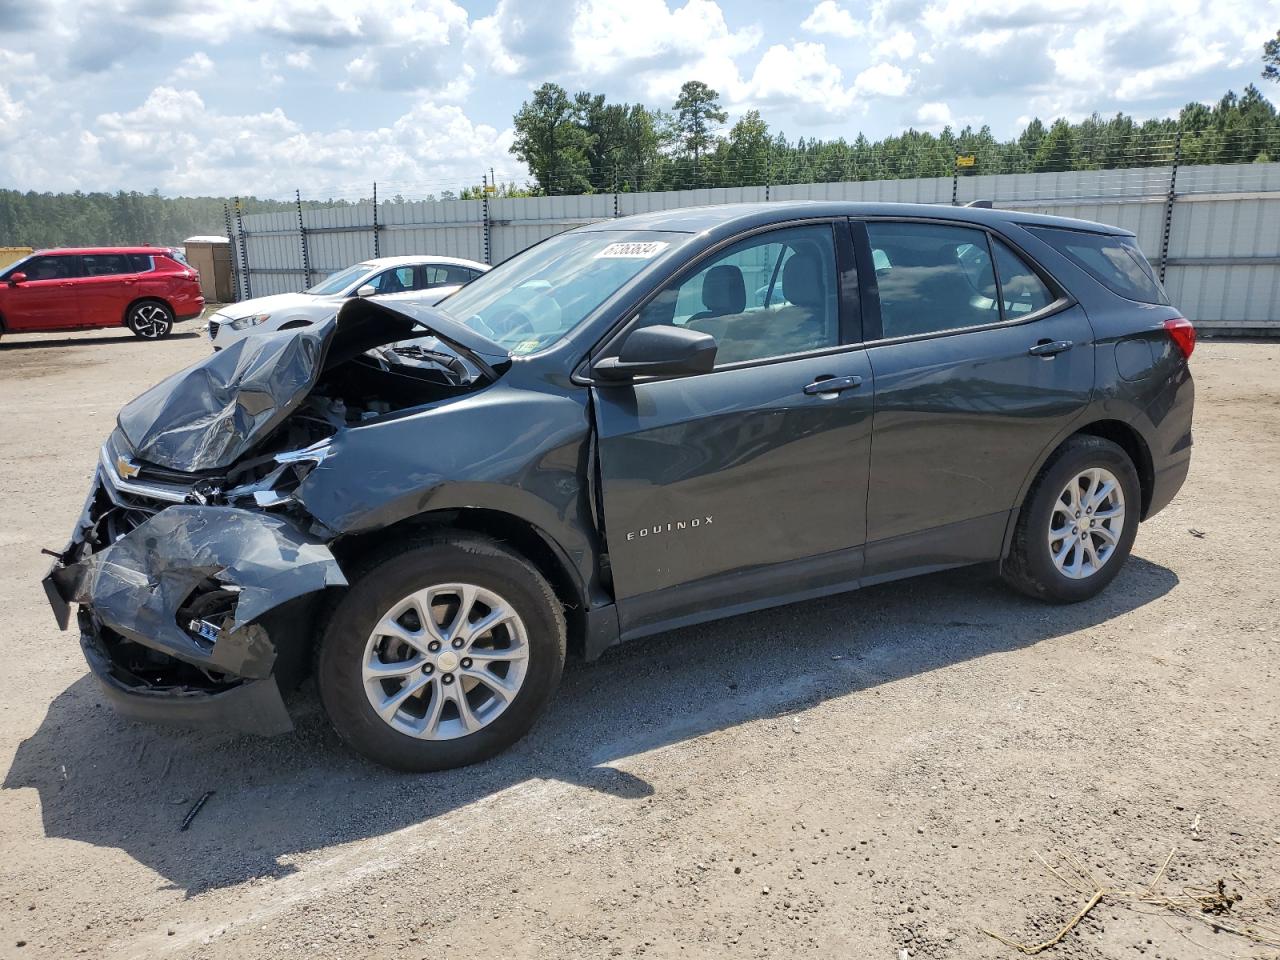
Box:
[965,199,994,208]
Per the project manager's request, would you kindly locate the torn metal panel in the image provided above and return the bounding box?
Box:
[115,298,504,473]
[118,324,331,473]
[52,506,346,678]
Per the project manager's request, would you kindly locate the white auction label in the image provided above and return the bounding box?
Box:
[595,241,669,259]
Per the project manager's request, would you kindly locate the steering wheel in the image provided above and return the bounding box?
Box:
[485,306,538,341]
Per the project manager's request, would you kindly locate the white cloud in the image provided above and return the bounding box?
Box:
[801,1,865,39]
[6,85,515,197]
[284,50,313,69]
[0,84,27,144]
[913,101,953,131]
[852,62,912,97]
[746,42,854,115]
[872,30,916,61]
[168,51,214,82]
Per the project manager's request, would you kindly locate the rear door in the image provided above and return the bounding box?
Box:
[591,220,874,637]
[419,264,478,290]
[78,253,135,327]
[2,255,83,331]
[856,218,1094,579]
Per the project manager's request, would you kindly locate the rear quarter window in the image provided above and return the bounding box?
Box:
[1027,226,1168,305]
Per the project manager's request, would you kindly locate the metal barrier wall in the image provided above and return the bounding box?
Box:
[230,162,1280,333]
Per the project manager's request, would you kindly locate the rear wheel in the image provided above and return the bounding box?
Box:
[126,301,174,339]
[316,534,566,771]
[1003,435,1141,603]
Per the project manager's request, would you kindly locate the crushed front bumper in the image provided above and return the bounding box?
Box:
[45,502,346,736]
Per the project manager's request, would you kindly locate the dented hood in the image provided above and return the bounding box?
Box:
[116,298,511,473]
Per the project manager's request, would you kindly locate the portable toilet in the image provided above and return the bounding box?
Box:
[183,236,235,303]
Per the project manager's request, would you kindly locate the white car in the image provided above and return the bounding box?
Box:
[206,255,489,349]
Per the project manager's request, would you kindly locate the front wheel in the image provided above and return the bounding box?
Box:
[126,301,174,339]
[316,534,566,771]
[1002,435,1141,603]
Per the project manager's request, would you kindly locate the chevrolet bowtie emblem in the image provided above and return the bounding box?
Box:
[115,455,142,480]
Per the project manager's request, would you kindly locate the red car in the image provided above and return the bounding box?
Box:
[0,246,205,341]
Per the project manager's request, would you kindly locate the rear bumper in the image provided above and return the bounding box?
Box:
[174,298,205,321]
[1147,450,1191,519]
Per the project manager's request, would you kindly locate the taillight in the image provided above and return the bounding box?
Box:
[1163,317,1195,359]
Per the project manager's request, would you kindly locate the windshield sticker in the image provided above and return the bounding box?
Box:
[595,241,669,259]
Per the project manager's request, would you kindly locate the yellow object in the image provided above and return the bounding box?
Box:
[0,246,32,271]
[956,155,977,168]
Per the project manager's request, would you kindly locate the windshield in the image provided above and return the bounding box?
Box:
[306,262,373,296]
[437,231,684,355]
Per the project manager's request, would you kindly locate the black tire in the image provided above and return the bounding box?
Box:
[1002,435,1141,603]
[126,300,174,339]
[316,533,566,771]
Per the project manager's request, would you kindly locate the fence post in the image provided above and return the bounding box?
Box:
[765,147,771,202]
[951,159,960,206]
[222,202,239,303]
[481,172,492,265]
[613,162,620,218]
[295,189,310,289]
[1158,129,1182,284]
[233,197,252,300]
[372,181,380,258]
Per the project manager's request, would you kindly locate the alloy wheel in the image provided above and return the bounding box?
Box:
[361,582,530,740]
[132,304,171,338]
[1047,467,1126,580]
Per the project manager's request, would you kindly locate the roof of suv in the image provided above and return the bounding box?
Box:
[33,246,182,256]
[579,201,1134,237]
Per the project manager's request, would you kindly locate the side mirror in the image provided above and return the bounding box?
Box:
[355,284,377,298]
[593,325,717,382]
[8,272,27,285]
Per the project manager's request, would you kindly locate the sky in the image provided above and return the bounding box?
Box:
[1,0,1276,199]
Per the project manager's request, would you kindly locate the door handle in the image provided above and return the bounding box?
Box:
[803,375,862,396]
[1029,339,1073,357]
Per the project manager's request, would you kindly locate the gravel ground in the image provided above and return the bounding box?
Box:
[0,324,1277,960]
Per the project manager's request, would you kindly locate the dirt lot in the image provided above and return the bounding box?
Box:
[0,323,1277,960]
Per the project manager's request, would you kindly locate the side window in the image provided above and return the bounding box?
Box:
[1025,226,1168,305]
[128,254,154,273]
[21,255,79,281]
[443,265,476,285]
[639,224,840,366]
[992,239,1055,316]
[867,221,1000,339]
[82,254,131,276]
[420,265,449,288]
[366,267,414,294]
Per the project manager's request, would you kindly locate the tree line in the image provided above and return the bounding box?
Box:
[510,80,1280,195]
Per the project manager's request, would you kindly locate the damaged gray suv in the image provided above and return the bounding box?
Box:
[44,202,1196,771]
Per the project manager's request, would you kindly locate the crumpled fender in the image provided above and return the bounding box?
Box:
[51,506,347,678]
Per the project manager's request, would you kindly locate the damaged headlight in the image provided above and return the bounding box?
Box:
[227,313,272,331]
[224,438,333,508]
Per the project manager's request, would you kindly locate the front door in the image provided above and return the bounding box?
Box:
[592,221,875,638]
[857,219,1095,579]
[4,255,83,331]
